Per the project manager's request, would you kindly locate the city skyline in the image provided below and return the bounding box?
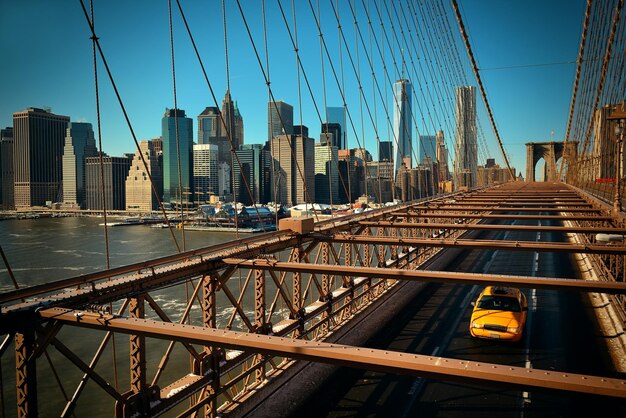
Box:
[0,1,587,176]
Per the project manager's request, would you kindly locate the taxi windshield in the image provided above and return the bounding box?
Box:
[477,295,521,312]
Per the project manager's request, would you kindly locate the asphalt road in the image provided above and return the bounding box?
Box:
[291,217,626,417]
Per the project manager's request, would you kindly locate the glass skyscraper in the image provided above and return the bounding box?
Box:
[418,135,437,165]
[392,79,412,179]
[325,106,346,149]
[162,108,193,204]
[268,101,293,141]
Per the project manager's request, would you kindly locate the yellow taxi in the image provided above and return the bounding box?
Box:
[469,286,528,342]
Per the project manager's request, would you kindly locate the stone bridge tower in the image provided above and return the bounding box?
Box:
[525,141,578,182]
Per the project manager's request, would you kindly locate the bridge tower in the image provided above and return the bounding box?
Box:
[525,141,578,182]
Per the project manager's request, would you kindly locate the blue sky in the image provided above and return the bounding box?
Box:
[0,0,585,176]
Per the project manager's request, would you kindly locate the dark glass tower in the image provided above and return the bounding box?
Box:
[13,107,69,208]
[162,108,193,204]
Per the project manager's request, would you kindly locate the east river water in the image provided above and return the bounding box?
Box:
[0,216,241,416]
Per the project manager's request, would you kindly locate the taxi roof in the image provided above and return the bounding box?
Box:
[483,286,519,297]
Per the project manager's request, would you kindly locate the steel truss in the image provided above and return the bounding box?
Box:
[2,183,626,416]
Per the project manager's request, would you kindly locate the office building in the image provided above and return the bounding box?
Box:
[217,161,231,198]
[365,160,394,203]
[233,143,271,205]
[435,130,449,182]
[193,144,219,205]
[125,140,162,211]
[477,161,516,187]
[85,154,132,210]
[199,92,244,196]
[337,149,364,204]
[268,101,294,140]
[326,106,346,149]
[62,122,98,208]
[270,133,315,206]
[13,107,69,208]
[315,143,339,205]
[151,136,163,156]
[320,123,342,149]
[453,86,477,190]
[0,128,14,209]
[392,79,413,179]
[219,90,243,150]
[418,135,437,165]
[198,107,220,145]
[162,108,193,204]
[379,141,393,162]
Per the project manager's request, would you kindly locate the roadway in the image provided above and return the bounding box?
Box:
[291,215,626,417]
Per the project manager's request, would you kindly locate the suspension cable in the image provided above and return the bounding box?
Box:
[78,0,182,253]
[90,0,110,270]
[451,0,515,181]
[173,0,269,232]
[168,0,186,251]
[560,0,592,180]
[579,0,624,157]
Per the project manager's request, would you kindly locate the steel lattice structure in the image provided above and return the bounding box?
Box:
[2,182,626,417]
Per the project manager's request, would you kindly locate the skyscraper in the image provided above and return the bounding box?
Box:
[0,127,14,210]
[325,106,346,149]
[315,143,339,205]
[193,143,219,204]
[219,90,243,150]
[86,154,132,210]
[125,140,162,211]
[162,108,193,204]
[392,79,412,179]
[270,133,314,206]
[268,101,294,141]
[198,107,220,145]
[435,130,449,182]
[233,101,244,147]
[233,143,271,206]
[198,92,244,197]
[378,141,393,162]
[62,122,98,208]
[453,86,477,190]
[418,135,437,164]
[13,107,69,208]
[320,123,342,149]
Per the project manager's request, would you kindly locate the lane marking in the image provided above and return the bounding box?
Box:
[522,220,541,408]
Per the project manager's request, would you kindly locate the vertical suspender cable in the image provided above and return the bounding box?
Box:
[222,0,239,237]
[262,0,279,228]
[90,1,110,270]
[78,0,181,253]
[168,0,186,251]
[89,0,118,395]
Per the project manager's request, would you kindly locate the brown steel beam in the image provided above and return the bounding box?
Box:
[360,221,626,234]
[394,213,613,221]
[222,259,626,295]
[428,202,593,207]
[0,231,294,304]
[38,308,626,399]
[317,234,626,255]
[400,206,601,213]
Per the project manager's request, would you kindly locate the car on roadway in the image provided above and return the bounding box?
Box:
[469,286,528,342]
